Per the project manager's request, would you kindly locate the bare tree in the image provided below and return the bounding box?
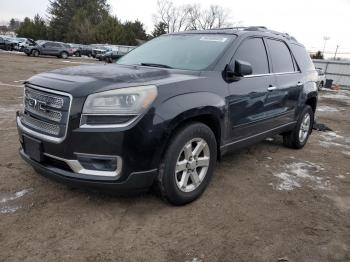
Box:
[187,4,232,30]
[153,0,190,33]
[153,0,234,33]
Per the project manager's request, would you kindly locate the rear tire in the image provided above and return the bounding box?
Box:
[283,105,314,149]
[156,122,217,205]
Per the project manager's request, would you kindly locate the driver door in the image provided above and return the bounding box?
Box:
[227,37,277,141]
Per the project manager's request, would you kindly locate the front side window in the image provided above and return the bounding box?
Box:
[266,39,295,73]
[117,34,236,71]
[233,37,269,74]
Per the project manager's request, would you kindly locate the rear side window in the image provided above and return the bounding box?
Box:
[266,39,295,73]
[234,38,269,74]
[290,44,315,72]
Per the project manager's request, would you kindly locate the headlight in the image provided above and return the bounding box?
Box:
[81,85,157,127]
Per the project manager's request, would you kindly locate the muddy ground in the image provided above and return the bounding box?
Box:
[0,51,349,262]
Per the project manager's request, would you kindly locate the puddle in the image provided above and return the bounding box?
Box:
[0,188,32,214]
[272,161,330,191]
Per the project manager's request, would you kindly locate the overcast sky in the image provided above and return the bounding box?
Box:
[0,0,349,55]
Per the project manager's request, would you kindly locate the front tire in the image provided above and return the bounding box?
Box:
[283,105,314,149]
[156,122,217,205]
[60,51,68,59]
[31,49,39,57]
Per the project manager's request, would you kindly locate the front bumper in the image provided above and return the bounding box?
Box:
[20,149,157,193]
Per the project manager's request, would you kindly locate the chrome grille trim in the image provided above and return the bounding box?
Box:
[24,87,64,109]
[18,84,73,143]
[21,114,60,136]
[24,101,63,122]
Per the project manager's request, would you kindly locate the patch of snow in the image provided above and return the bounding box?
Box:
[0,189,30,203]
[321,92,350,104]
[316,106,339,112]
[318,131,350,150]
[274,172,301,191]
[320,141,350,150]
[319,131,344,141]
[61,60,92,65]
[0,82,24,88]
[272,161,330,191]
[0,189,32,214]
[336,175,346,179]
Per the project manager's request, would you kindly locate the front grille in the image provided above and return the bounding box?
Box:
[20,84,71,141]
[21,114,60,136]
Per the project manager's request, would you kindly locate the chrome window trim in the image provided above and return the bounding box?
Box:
[18,84,73,143]
[243,71,301,78]
[44,153,122,177]
[221,121,297,149]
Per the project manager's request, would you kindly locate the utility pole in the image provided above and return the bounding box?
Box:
[323,36,330,57]
[333,45,339,60]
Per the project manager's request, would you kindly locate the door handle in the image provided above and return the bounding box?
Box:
[267,86,277,91]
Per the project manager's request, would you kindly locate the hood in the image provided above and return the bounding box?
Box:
[26,64,200,97]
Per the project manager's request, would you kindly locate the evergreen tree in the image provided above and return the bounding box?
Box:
[16,15,47,40]
[152,22,167,37]
[48,0,110,42]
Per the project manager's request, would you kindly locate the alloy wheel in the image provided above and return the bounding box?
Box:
[299,113,311,143]
[175,138,210,193]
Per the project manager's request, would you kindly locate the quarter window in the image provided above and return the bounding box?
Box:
[266,39,295,73]
[233,38,269,74]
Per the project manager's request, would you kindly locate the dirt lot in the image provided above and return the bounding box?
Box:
[0,51,349,262]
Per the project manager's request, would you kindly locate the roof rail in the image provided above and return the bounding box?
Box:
[192,26,298,42]
[244,26,297,42]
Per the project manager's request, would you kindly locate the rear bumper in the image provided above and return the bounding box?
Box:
[20,149,157,193]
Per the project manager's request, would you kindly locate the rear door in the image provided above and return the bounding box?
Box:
[264,38,302,126]
[227,37,277,141]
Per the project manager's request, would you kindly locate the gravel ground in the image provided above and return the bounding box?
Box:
[0,51,349,262]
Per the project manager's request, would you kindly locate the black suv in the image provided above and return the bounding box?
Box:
[16,27,318,205]
[24,41,71,58]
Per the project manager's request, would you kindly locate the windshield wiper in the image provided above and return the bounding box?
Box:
[140,62,173,69]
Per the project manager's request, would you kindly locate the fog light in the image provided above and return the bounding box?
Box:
[76,153,120,172]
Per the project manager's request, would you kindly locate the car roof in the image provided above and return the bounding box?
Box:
[169,26,302,46]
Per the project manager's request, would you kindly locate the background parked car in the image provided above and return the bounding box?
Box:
[24,41,71,58]
[12,37,36,52]
[102,45,135,63]
[91,45,109,58]
[316,67,326,88]
[0,36,18,51]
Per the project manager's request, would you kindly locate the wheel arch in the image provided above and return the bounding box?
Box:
[31,48,40,55]
[154,92,226,163]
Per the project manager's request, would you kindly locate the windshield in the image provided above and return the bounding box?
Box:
[117,34,236,71]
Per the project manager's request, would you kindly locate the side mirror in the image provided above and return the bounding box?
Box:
[223,60,253,82]
[234,60,253,77]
